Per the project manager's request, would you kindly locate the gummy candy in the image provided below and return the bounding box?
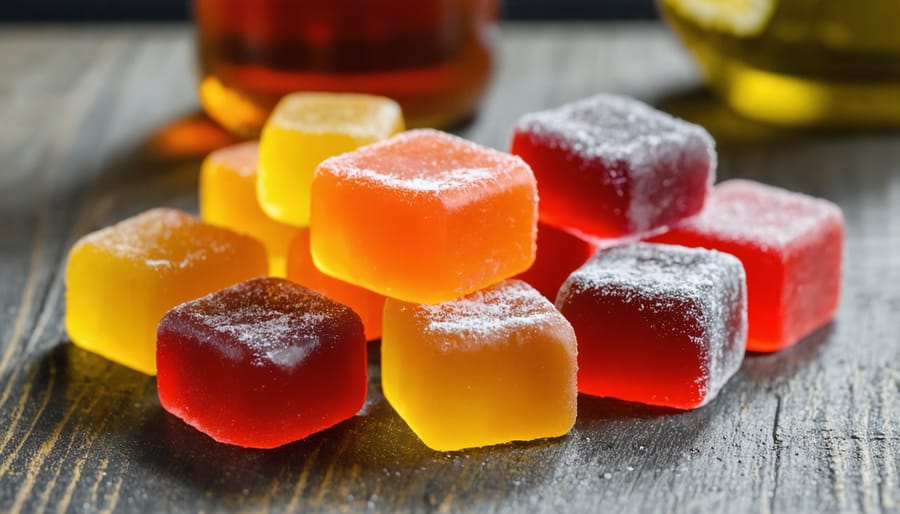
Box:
[382,279,577,451]
[286,228,385,341]
[65,208,267,375]
[511,94,714,240]
[649,179,844,352]
[200,141,297,276]
[556,243,746,409]
[157,277,367,448]
[311,129,538,304]
[257,92,404,226]
[516,223,595,301]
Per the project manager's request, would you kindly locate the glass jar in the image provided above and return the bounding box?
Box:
[659,0,900,127]
[195,0,497,137]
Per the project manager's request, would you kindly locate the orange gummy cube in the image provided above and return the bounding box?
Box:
[286,228,385,340]
[200,141,297,276]
[65,208,267,375]
[311,129,538,304]
[382,280,578,451]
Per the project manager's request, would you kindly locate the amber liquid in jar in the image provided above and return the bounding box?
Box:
[195,0,497,136]
[660,0,900,128]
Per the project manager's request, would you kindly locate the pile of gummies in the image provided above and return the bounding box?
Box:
[65,93,844,451]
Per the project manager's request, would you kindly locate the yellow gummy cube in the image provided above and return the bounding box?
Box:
[257,92,404,226]
[65,208,268,375]
[381,280,578,451]
[200,141,297,276]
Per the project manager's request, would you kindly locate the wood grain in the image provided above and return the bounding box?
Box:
[0,23,898,514]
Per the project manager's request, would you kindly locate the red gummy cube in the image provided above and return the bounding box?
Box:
[556,243,746,409]
[649,179,844,352]
[511,94,714,240]
[515,223,595,301]
[156,277,367,448]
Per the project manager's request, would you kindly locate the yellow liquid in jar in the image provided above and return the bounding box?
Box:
[659,0,900,127]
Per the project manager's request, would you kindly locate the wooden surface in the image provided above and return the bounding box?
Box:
[0,22,898,514]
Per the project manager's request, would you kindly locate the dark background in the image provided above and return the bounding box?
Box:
[0,0,658,22]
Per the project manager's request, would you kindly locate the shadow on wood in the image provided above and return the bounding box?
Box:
[10,337,564,511]
[742,323,834,384]
[577,395,685,421]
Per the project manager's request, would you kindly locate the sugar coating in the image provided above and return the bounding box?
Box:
[515,94,716,175]
[675,179,845,250]
[163,278,360,369]
[311,128,538,305]
[318,129,537,202]
[650,179,844,352]
[513,94,715,235]
[558,243,746,402]
[78,208,251,270]
[206,141,259,177]
[399,280,575,354]
[271,92,402,139]
[382,278,578,451]
[156,276,366,448]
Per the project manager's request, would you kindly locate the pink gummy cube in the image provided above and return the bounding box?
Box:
[649,179,844,352]
[511,94,715,241]
[556,243,747,409]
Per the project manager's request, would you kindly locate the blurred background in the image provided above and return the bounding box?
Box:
[4,0,898,133]
[1,0,658,22]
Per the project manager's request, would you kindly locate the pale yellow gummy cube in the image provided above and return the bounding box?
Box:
[65,208,268,375]
[257,92,404,226]
[200,141,297,276]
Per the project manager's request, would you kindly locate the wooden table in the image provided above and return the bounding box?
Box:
[0,23,897,514]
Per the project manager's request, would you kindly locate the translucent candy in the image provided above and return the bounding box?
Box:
[65,208,268,375]
[200,141,297,276]
[382,280,577,451]
[556,243,746,409]
[257,92,404,226]
[511,94,715,240]
[286,228,386,341]
[311,129,538,304]
[649,179,844,352]
[515,223,595,301]
[157,278,367,449]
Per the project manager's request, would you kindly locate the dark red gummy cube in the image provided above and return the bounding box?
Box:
[515,223,595,301]
[556,243,746,409]
[650,179,844,352]
[156,277,367,448]
[511,94,715,241]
